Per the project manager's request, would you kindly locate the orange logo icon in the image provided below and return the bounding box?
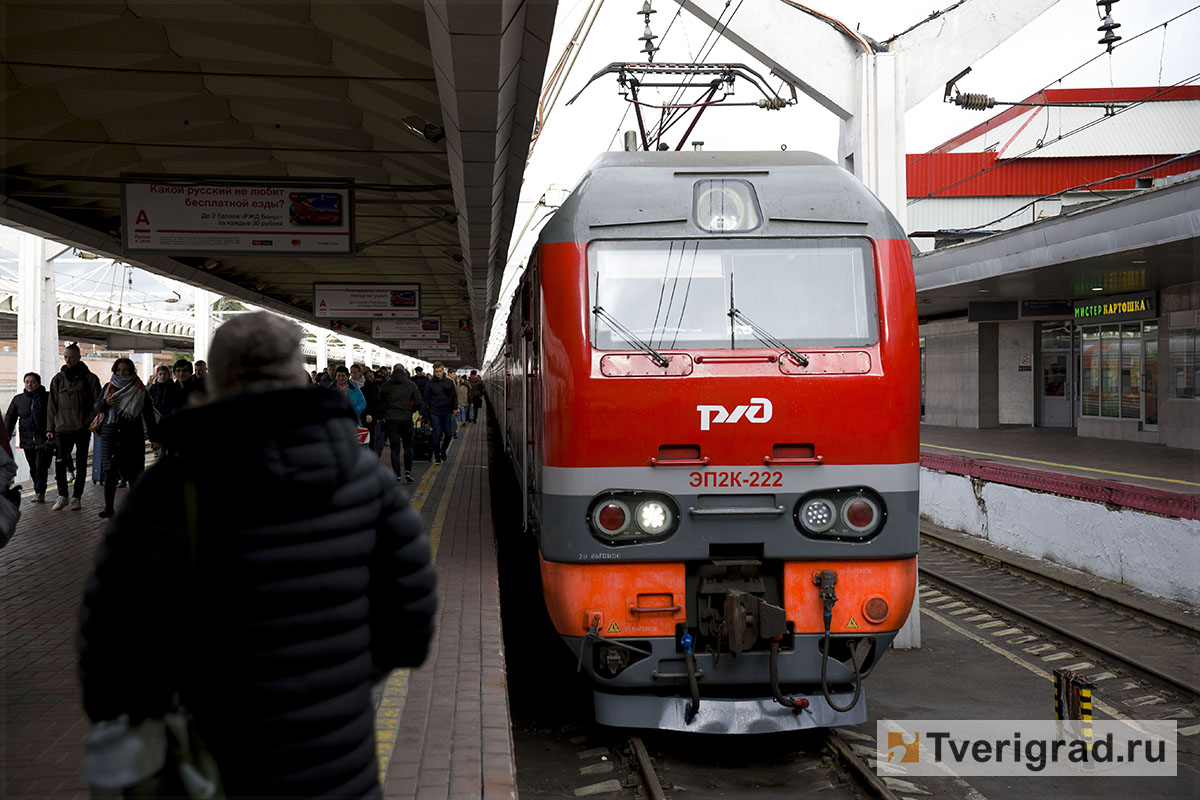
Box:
[887,731,920,763]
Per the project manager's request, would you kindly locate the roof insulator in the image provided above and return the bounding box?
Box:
[952,92,996,111]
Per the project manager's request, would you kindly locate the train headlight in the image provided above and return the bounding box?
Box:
[798,498,838,534]
[588,492,680,544]
[636,500,672,534]
[693,178,762,233]
[793,488,887,542]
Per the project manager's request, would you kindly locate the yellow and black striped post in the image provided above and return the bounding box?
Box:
[1053,667,1067,737]
[1075,675,1096,752]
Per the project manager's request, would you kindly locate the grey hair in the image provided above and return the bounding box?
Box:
[208,312,307,399]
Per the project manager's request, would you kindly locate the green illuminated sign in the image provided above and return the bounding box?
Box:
[1073,292,1156,322]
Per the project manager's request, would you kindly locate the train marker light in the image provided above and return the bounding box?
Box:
[842,496,879,533]
[793,488,886,541]
[863,596,889,624]
[594,500,630,535]
[588,492,681,543]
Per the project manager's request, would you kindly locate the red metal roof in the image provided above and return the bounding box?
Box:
[907,152,1200,198]
[910,87,1200,198]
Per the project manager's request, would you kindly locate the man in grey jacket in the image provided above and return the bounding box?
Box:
[47,344,102,510]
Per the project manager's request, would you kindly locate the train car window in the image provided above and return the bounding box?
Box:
[588,238,877,351]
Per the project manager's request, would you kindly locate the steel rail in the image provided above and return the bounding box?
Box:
[919,559,1200,699]
[628,736,668,800]
[824,730,902,800]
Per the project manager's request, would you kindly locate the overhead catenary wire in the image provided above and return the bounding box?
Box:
[905,4,1199,175]
[529,0,607,161]
[646,0,748,145]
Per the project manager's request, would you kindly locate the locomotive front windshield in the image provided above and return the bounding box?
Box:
[589,238,877,351]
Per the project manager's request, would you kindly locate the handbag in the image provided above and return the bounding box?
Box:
[82,481,224,799]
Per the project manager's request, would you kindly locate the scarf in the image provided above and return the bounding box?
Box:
[336,381,350,397]
[28,389,44,434]
[104,374,147,424]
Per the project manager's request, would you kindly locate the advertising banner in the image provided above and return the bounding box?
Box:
[314,284,420,319]
[372,318,441,338]
[122,181,353,255]
[417,345,460,360]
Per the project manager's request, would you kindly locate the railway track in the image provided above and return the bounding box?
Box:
[627,730,899,799]
[919,528,1200,699]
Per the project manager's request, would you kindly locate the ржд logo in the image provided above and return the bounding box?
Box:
[696,397,773,431]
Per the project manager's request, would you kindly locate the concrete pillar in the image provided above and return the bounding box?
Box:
[138,352,155,379]
[342,339,354,368]
[978,322,1000,428]
[839,51,907,230]
[192,287,219,361]
[16,231,60,385]
[316,331,329,372]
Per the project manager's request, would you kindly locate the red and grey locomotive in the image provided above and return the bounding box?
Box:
[488,150,919,733]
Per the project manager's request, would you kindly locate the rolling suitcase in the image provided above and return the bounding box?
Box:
[412,425,434,462]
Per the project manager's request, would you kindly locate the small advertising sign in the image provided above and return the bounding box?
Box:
[122,181,353,256]
[315,284,420,319]
[371,317,441,338]
[417,345,460,360]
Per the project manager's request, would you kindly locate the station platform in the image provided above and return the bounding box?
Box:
[0,418,515,799]
[920,423,1200,519]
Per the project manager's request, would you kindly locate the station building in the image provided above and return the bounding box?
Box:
[909,86,1200,449]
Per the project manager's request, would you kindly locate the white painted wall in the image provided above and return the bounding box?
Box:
[921,468,1200,607]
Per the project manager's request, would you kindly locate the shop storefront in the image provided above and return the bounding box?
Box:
[1072,291,1159,440]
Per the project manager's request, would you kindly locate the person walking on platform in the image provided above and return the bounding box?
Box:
[47,343,102,511]
[331,365,367,423]
[94,359,157,519]
[467,370,484,424]
[192,359,209,396]
[6,372,51,503]
[148,365,172,416]
[161,359,202,417]
[411,365,429,398]
[360,368,383,455]
[78,311,437,800]
[455,374,469,425]
[380,364,422,483]
[420,362,457,464]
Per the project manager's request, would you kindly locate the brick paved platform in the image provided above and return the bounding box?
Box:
[1,418,516,799]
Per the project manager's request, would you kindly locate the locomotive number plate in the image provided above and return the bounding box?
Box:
[689,470,783,488]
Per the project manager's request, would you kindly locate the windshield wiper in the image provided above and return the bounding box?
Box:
[726,272,808,367]
[728,307,809,367]
[593,305,670,367]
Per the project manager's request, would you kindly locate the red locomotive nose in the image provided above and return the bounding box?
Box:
[597,503,627,533]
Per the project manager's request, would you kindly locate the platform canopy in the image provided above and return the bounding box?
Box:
[0,1,558,366]
[914,173,1200,320]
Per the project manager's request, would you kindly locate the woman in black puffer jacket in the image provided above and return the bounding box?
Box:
[78,313,437,798]
[5,373,51,502]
